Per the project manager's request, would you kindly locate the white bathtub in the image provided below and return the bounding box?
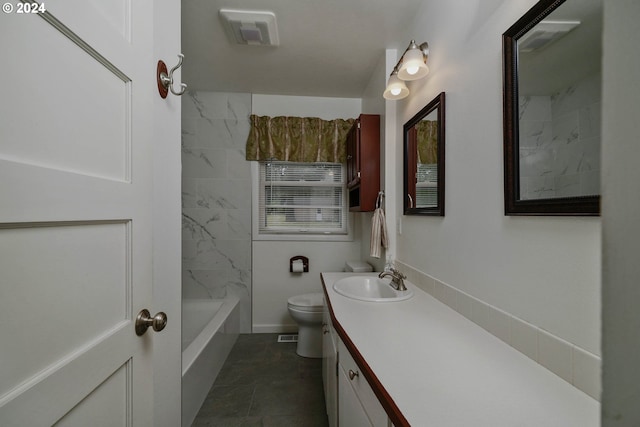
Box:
[182,297,240,427]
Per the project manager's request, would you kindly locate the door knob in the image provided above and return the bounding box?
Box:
[135,309,167,336]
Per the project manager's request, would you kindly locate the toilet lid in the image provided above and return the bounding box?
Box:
[287,292,324,311]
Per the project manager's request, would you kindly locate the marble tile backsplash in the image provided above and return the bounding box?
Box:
[519,73,601,200]
[182,91,252,333]
[395,260,601,401]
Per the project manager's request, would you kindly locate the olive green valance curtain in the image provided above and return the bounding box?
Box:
[246,115,355,163]
[416,120,438,164]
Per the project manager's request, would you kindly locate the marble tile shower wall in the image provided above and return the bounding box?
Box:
[519,73,601,200]
[182,91,252,333]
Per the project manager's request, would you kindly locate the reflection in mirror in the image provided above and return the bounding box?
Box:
[503,0,601,215]
[404,92,445,216]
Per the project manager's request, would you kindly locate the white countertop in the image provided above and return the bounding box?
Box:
[322,272,600,427]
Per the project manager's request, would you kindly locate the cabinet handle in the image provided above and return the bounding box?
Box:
[348,369,359,380]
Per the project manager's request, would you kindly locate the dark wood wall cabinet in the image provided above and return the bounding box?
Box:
[346,114,380,212]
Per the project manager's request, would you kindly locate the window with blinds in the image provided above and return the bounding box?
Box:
[258,161,347,235]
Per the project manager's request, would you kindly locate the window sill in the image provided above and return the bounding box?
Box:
[252,228,354,242]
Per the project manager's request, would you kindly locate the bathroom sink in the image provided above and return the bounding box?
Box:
[332,276,414,302]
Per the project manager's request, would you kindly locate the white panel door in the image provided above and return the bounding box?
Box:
[0,1,180,425]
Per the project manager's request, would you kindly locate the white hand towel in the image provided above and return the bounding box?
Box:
[370,207,389,258]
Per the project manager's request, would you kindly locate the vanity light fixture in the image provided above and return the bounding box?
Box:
[383,40,429,100]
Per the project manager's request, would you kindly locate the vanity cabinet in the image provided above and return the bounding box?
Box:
[321,272,598,427]
[323,298,390,427]
[346,114,380,212]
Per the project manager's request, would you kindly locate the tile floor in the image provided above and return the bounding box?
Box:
[191,333,329,427]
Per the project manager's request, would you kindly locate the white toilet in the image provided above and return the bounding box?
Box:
[287,262,372,358]
[287,292,325,358]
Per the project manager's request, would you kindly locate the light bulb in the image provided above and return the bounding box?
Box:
[406,65,419,75]
[383,73,409,100]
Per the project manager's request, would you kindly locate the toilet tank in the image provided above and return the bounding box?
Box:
[344,260,373,272]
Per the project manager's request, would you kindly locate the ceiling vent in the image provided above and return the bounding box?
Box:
[519,20,580,52]
[219,9,279,46]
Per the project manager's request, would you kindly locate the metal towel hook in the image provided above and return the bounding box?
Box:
[376,191,385,209]
[157,54,187,98]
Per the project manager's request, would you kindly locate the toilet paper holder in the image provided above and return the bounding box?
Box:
[290,256,309,273]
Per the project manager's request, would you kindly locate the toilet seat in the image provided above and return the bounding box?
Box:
[287,292,324,313]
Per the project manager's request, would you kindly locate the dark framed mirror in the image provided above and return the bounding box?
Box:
[404,92,445,216]
[503,0,601,215]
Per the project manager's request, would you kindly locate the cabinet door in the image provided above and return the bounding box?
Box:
[338,365,372,427]
[338,338,389,427]
[326,334,338,427]
[347,114,380,212]
[346,121,361,189]
[322,308,338,427]
[322,309,330,394]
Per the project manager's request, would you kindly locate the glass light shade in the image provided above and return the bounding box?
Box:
[398,48,429,81]
[383,74,409,100]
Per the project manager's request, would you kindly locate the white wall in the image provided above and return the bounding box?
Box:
[359,52,391,272]
[252,94,361,120]
[601,0,640,424]
[251,94,364,332]
[252,239,362,332]
[392,0,601,357]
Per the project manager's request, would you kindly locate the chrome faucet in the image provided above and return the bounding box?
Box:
[378,267,408,291]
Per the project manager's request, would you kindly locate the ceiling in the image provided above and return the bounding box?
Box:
[181,0,425,98]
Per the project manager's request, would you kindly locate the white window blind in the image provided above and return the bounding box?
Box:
[259,161,347,235]
[416,163,438,207]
